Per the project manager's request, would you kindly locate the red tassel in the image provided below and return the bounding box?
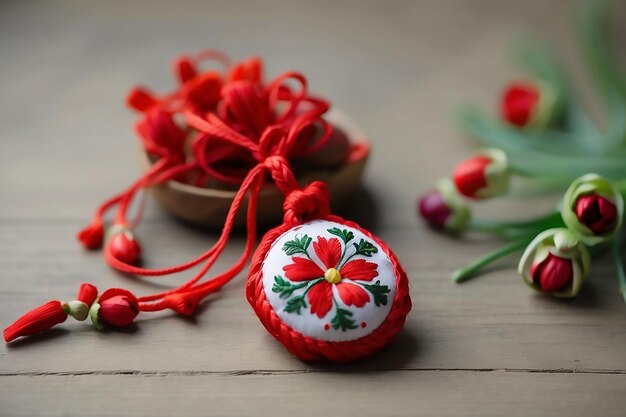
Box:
[126,87,158,112]
[4,301,68,342]
[174,56,197,83]
[77,221,104,250]
[163,292,203,316]
[77,283,98,306]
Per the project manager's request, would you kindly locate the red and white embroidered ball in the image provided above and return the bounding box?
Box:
[247,216,411,362]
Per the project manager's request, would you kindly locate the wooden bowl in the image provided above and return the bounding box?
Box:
[138,109,370,229]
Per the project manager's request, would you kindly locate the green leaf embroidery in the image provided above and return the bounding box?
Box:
[362,280,391,307]
[331,308,358,331]
[327,227,354,244]
[282,234,313,256]
[352,238,378,257]
[271,276,308,299]
[284,295,307,314]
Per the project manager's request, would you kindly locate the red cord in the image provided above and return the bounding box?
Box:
[104,114,324,311]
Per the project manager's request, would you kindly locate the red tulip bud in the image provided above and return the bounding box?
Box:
[561,174,624,245]
[453,156,490,197]
[419,190,452,230]
[530,253,574,293]
[453,149,509,199]
[91,288,139,329]
[107,227,141,265]
[418,179,469,232]
[501,83,540,127]
[77,221,104,250]
[574,194,618,235]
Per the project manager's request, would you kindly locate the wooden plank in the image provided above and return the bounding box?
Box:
[1,1,625,416]
[1,222,625,374]
[2,370,625,417]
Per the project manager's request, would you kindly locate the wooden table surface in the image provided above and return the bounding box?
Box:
[2,1,626,416]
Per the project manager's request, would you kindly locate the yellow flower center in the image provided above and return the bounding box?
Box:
[324,268,342,284]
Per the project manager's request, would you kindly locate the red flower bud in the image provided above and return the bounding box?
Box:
[574,194,618,235]
[91,288,139,329]
[452,149,509,199]
[418,179,469,233]
[77,221,104,250]
[519,228,590,298]
[107,228,141,265]
[501,83,540,127]
[453,156,490,197]
[530,253,574,293]
[4,300,67,342]
[419,190,452,230]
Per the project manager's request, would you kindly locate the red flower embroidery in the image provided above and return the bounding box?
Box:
[281,235,379,318]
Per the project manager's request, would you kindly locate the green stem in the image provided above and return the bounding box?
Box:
[610,239,626,303]
[337,252,357,270]
[467,211,563,237]
[452,238,532,283]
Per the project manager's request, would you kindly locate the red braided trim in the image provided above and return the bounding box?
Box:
[246,214,412,362]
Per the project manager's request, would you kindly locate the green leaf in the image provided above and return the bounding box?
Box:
[353,238,378,257]
[331,308,357,331]
[282,234,312,256]
[271,276,307,299]
[327,227,354,244]
[362,280,391,307]
[283,296,307,315]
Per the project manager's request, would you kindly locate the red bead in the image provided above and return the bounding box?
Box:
[97,289,139,327]
[108,231,141,265]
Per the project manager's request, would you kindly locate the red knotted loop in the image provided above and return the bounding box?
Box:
[283,180,331,225]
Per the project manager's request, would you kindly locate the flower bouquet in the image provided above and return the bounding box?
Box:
[418,1,626,301]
